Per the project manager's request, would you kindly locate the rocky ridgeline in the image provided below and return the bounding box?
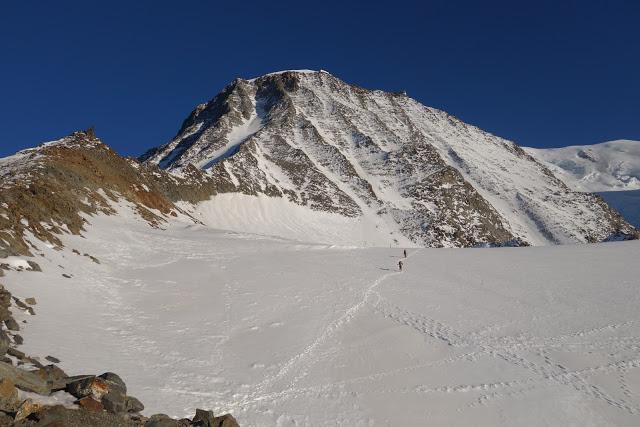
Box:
[0,130,222,265]
[0,283,239,427]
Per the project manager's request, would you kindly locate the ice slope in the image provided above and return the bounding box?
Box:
[4,207,640,426]
[525,140,640,192]
[144,70,633,247]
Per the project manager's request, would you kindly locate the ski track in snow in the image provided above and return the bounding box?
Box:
[4,212,640,426]
[246,249,423,400]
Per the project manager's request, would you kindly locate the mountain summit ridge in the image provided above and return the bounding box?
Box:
[141,70,636,246]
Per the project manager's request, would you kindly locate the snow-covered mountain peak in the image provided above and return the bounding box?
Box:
[141,72,637,247]
[245,69,325,82]
[525,139,640,192]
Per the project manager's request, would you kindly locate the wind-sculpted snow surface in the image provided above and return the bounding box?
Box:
[4,209,640,426]
[143,70,636,247]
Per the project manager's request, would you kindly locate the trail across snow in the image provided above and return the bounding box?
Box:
[3,210,640,426]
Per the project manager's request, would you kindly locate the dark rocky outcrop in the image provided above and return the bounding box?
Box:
[0,361,239,426]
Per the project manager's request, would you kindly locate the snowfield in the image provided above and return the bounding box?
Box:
[3,207,640,426]
[525,140,640,193]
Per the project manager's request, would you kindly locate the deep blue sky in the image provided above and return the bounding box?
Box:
[1,0,638,158]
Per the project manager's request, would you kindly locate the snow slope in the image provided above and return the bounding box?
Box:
[181,193,414,247]
[525,140,640,192]
[142,70,635,247]
[4,207,640,426]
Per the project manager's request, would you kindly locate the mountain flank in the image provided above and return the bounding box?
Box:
[141,70,637,246]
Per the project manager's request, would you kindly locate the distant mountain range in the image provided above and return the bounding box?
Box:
[0,70,637,259]
[525,140,640,192]
[525,140,640,227]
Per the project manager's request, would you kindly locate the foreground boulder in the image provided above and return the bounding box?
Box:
[0,379,19,413]
[125,395,145,413]
[14,404,141,426]
[0,365,240,426]
[0,362,49,395]
[30,364,68,391]
[97,372,127,414]
[65,375,109,401]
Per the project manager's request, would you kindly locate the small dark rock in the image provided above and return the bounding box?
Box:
[84,372,126,414]
[7,347,25,360]
[66,375,108,400]
[124,395,144,413]
[62,274,72,279]
[212,414,240,427]
[97,372,127,414]
[101,387,126,414]
[77,396,104,412]
[145,414,186,427]
[4,318,19,331]
[12,297,28,310]
[12,297,35,315]
[24,297,36,305]
[192,409,215,426]
[13,334,23,345]
[26,261,41,272]
[98,372,127,394]
[22,356,44,369]
[45,355,61,363]
[31,364,68,391]
[0,330,10,355]
[84,254,101,264]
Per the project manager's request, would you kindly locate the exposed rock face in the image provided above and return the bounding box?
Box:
[142,70,637,246]
[0,131,221,262]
